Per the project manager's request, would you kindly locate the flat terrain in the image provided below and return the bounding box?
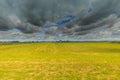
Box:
[0,42,120,80]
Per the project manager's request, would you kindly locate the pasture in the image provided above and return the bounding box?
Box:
[0,42,120,80]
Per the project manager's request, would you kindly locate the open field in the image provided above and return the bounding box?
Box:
[0,42,120,80]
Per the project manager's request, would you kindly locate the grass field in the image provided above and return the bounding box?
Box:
[0,42,120,80]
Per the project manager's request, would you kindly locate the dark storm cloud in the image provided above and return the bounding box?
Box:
[63,0,120,35]
[0,18,10,31]
[0,0,120,40]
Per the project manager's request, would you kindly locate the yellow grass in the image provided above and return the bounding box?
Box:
[0,42,119,80]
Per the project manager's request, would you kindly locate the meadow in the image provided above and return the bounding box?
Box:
[0,42,120,80]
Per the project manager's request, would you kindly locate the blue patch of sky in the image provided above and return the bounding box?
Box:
[12,28,21,33]
[42,15,75,29]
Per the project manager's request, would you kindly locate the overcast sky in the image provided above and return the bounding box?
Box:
[0,0,120,41]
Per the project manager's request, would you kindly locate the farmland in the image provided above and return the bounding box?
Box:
[0,42,120,80]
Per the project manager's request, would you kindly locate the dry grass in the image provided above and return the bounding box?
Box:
[0,42,119,80]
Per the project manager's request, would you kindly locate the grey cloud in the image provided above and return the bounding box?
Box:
[0,0,119,41]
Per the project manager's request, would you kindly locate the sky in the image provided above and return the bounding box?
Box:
[0,0,120,41]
